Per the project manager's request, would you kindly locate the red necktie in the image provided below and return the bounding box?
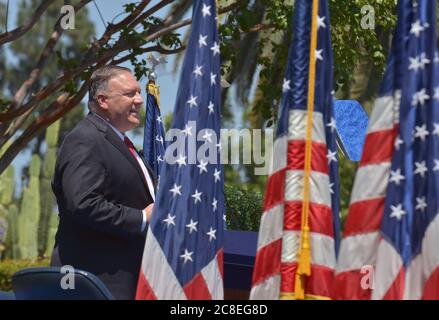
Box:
[124,136,154,195]
[124,136,138,159]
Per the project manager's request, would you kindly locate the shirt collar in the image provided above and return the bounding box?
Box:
[93,112,125,141]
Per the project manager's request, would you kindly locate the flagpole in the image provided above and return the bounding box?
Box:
[142,54,167,180]
[293,0,319,301]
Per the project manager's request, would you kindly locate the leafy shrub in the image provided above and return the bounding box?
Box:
[224,185,263,232]
[0,258,50,292]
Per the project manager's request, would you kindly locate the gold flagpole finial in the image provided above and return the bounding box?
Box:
[146,54,167,108]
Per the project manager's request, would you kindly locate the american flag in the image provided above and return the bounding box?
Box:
[142,81,165,179]
[250,0,340,300]
[334,0,439,300]
[136,0,225,300]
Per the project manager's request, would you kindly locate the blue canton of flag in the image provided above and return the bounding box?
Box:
[143,82,166,180]
[136,0,225,300]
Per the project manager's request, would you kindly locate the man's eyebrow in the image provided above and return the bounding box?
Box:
[123,88,141,93]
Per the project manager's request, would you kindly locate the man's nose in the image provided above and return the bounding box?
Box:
[133,92,144,105]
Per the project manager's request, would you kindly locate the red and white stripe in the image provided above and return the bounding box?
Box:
[136,230,224,300]
[371,212,439,300]
[408,214,439,300]
[250,109,336,299]
[333,92,400,300]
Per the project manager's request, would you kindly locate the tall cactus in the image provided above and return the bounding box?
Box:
[0,166,14,205]
[0,138,15,259]
[38,121,60,257]
[17,155,41,260]
[5,204,19,259]
[45,212,59,258]
[0,140,13,203]
[0,166,15,259]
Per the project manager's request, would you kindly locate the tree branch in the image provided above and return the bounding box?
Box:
[0,80,91,174]
[0,0,241,133]
[162,0,192,26]
[112,0,151,30]
[143,3,246,43]
[127,0,175,30]
[15,0,91,106]
[3,40,128,143]
[0,0,57,46]
[87,0,151,55]
[0,36,136,142]
[0,44,124,126]
[0,0,247,173]
[218,2,243,15]
[111,44,186,65]
[0,0,92,125]
[248,23,276,33]
[143,18,192,43]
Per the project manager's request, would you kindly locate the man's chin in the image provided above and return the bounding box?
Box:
[127,118,140,130]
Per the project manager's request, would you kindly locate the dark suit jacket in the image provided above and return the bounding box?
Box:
[50,112,155,300]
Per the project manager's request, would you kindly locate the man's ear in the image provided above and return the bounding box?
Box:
[96,92,109,110]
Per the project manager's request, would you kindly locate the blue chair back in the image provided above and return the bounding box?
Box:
[12,267,114,300]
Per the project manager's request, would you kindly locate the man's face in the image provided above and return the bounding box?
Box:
[97,71,143,132]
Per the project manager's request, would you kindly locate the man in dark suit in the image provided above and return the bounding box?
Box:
[51,66,155,300]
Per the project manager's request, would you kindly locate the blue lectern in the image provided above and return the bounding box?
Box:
[224,230,258,299]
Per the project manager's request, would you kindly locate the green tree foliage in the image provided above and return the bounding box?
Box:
[224,185,263,231]
[338,153,357,231]
[5,0,95,145]
[168,0,396,120]
[0,258,50,291]
[331,0,397,97]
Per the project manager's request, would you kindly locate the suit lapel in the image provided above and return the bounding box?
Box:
[87,113,149,191]
[107,129,150,192]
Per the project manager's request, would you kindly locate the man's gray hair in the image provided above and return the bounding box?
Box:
[88,65,132,110]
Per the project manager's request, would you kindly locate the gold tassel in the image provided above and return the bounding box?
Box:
[297,226,311,275]
[294,226,311,300]
[147,80,160,108]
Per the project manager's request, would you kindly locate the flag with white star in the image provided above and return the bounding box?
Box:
[143,81,166,180]
[250,0,340,300]
[334,0,439,300]
[136,0,224,300]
